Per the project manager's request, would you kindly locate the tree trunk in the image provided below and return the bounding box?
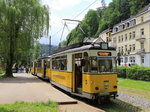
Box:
[5,35,14,77]
[5,60,13,76]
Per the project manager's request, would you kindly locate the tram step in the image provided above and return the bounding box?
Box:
[77,87,82,94]
[71,92,83,97]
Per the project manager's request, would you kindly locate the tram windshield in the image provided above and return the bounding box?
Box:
[90,57,116,73]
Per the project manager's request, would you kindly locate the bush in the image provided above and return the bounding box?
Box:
[117,65,150,81]
[117,66,127,78]
[0,69,4,74]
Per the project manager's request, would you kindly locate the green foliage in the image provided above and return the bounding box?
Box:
[0,69,4,75]
[65,10,99,46]
[117,66,150,81]
[66,0,149,45]
[0,101,59,112]
[32,41,41,60]
[117,66,127,78]
[0,0,50,75]
[130,0,150,15]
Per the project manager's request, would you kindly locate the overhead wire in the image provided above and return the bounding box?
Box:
[74,0,98,19]
[52,0,98,43]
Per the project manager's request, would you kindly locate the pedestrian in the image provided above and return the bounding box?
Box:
[19,65,21,73]
[25,66,29,73]
[15,64,18,73]
[129,63,131,67]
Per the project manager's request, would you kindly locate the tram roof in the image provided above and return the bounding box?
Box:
[53,42,115,56]
[38,56,51,60]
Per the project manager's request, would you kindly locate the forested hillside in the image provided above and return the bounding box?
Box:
[62,0,149,46]
[39,44,58,57]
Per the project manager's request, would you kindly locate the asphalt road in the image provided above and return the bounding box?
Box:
[0,73,104,112]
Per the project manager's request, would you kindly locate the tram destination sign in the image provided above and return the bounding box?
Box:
[97,52,111,56]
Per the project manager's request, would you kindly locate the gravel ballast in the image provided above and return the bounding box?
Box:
[117,92,150,109]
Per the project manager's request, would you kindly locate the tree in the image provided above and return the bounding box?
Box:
[33,41,41,60]
[130,0,150,15]
[0,0,49,76]
[66,10,99,45]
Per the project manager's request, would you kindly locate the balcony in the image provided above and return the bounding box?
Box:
[136,35,146,42]
[136,48,145,54]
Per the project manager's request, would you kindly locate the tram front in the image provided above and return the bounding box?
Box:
[82,48,118,103]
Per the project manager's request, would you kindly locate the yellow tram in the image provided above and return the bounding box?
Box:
[31,56,51,80]
[31,42,118,102]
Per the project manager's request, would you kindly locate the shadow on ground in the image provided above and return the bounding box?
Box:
[0,73,43,84]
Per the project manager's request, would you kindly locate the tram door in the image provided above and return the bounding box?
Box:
[72,53,82,94]
[43,60,46,78]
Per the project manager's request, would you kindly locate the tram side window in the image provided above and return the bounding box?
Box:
[60,59,67,70]
[35,62,37,68]
[52,56,67,71]
[52,59,56,69]
[38,61,41,68]
[90,57,98,72]
[46,60,50,68]
[31,62,33,67]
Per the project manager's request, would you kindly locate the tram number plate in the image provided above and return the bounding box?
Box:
[99,92,109,96]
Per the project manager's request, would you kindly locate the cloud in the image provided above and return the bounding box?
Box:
[41,0,81,10]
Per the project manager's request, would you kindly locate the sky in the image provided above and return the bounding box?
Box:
[40,0,112,46]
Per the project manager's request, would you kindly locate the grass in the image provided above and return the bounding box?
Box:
[118,78,150,91]
[0,69,15,78]
[0,69,5,78]
[0,69,4,74]
[0,101,59,112]
[118,78,150,100]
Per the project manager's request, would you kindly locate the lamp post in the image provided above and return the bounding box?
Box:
[117,52,121,66]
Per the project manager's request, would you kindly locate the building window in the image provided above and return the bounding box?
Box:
[121,58,123,63]
[130,57,135,63]
[141,16,144,22]
[116,27,118,32]
[141,43,144,49]
[125,57,128,63]
[121,35,123,42]
[133,19,136,25]
[121,46,124,55]
[125,34,127,41]
[113,37,116,43]
[129,32,132,39]
[118,47,120,53]
[133,57,135,63]
[127,22,130,27]
[118,36,120,42]
[133,31,135,39]
[123,24,125,29]
[132,44,135,51]
[130,57,132,63]
[141,56,144,64]
[141,28,144,36]
[129,45,132,51]
[125,45,127,52]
